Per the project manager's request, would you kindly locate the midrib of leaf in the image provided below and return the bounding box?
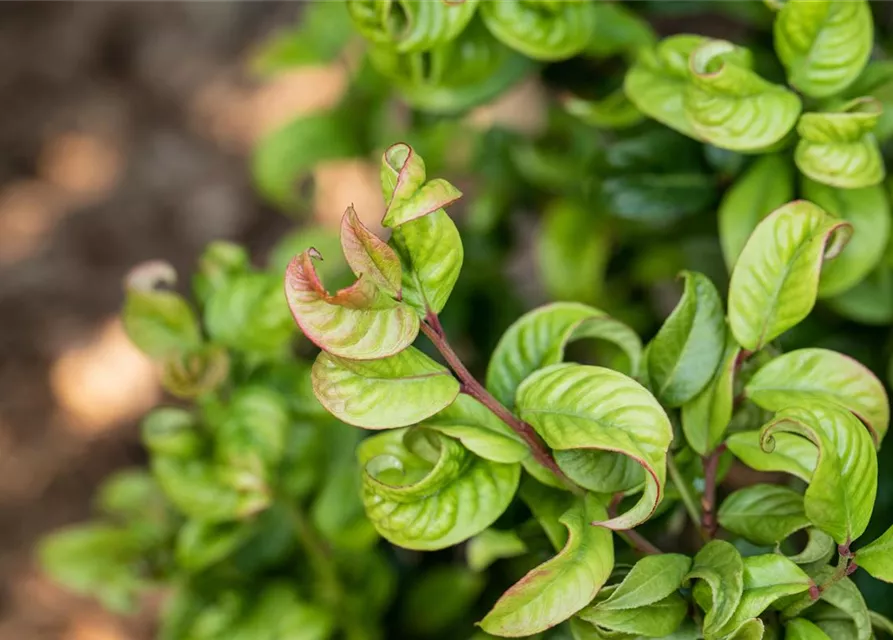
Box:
[602,573,673,610]
[655,301,698,399]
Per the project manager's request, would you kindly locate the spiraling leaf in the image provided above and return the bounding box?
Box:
[358,428,519,550]
[684,39,801,151]
[719,154,795,270]
[647,271,726,407]
[599,554,692,610]
[727,200,852,351]
[786,618,832,640]
[577,594,688,638]
[760,402,878,544]
[487,302,643,409]
[479,494,614,637]
[855,524,893,583]
[746,348,889,446]
[311,347,459,429]
[686,540,745,637]
[624,35,707,137]
[467,529,528,572]
[284,249,419,360]
[516,364,672,530]
[774,0,873,98]
[795,99,885,189]
[681,333,739,455]
[718,484,809,545]
[726,430,817,483]
[421,394,528,464]
[479,0,597,61]
[347,0,479,53]
[379,142,462,229]
[340,205,402,298]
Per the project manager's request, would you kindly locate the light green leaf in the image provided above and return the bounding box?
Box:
[215,386,289,477]
[467,529,528,572]
[340,205,402,298]
[717,484,809,546]
[726,430,817,482]
[686,540,745,637]
[624,35,707,137]
[806,575,871,640]
[746,348,889,446]
[311,347,459,429]
[774,0,873,98]
[192,240,250,305]
[487,302,643,409]
[347,0,479,53]
[379,142,462,228]
[479,494,614,637]
[421,394,528,464]
[587,1,656,58]
[719,154,795,270]
[479,0,598,61]
[838,61,893,142]
[358,428,519,550]
[760,402,878,544]
[599,554,692,610]
[727,200,852,351]
[516,364,672,530]
[870,610,893,635]
[563,89,645,130]
[578,594,688,638]
[284,249,419,360]
[681,333,739,455]
[175,520,252,572]
[855,524,893,583]
[785,527,836,566]
[140,408,203,459]
[648,271,726,407]
[518,477,576,552]
[802,178,891,297]
[786,618,832,640]
[795,98,886,189]
[684,39,801,152]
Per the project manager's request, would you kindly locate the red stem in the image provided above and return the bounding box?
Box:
[420,314,582,495]
[610,493,662,555]
[701,444,725,539]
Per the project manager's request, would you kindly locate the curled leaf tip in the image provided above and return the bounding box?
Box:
[307,246,323,261]
[125,260,177,292]
[340,205,403,297]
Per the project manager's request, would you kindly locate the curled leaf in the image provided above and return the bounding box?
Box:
[718,484,810,545]
[746,348,889,446]
[728,200,852,351]
[479,494,613,637]
[479,0,597,61]
[358,428,519,550]
[686,540,745,637]
[516,363,672,530]
[684,39,801,151]
[774,0,873,98]
[347,0,479,53]
[486,302,643,409]
[726,430,817,483]
[340,206,402,298]
[311,347,459,429]
[284,249,419,360]
[379,142,462,228]
[160,344,230,399]
[795,98,885,189]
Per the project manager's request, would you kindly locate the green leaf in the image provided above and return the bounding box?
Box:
[686,540,745,637]
[760,402,878,544]
[467,529,528,572]
[624,35,707,137]
[537,199,611,305]
[205,272,295,357]
[586,1,656,58]
[252,110,359,210]
[717,484,809,546]
[718,154,795,270]
[601,172,718,226]
[727,200,852,351]
[795,98,886,189]
[726,430,817,483]
[838,61,893,142]
[251,1,353,74]
[774,0,873,98]
[684,39,801,151]
[802,178,891,299]
[340,205,403,298]
[215,386,289,477]
[192,240,250,305]
[599,554,692,610]
[479,494,614,637]
[347,0,479,53]
[786,527,836,566]
[516,364,672,529]
[855,524,893,583]
[786,619,832,640]
[232,583,334,640]
[647,271,726,407]
[175,520,252,572]
[479,0,597,61]
[562,90,645,130]
[358,428,519,550]
[681,333,740,455]
[487,302,643,409]
[421,394,529,464]
[122,262,201,358]
[311,347,459,429]
[140,407,203,459]
[518,477,576,552]
[806,575,871,640]
[285,249,420,360]
[578,593,688,638]
[870,610,893,635]
[400,566,485,636]
[379,142,462,229]
[746,348,889,446]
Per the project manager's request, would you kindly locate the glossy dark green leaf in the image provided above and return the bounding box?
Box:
[647,271,726,407]
[601,173,717,226]
[718,484,809,546]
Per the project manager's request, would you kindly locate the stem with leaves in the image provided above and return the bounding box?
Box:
[420,312,582,495]
[610,493,662,555]
[666,453,703,538]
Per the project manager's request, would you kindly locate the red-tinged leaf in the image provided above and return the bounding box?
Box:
[340,206,402,298]
[379,142,462,228]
